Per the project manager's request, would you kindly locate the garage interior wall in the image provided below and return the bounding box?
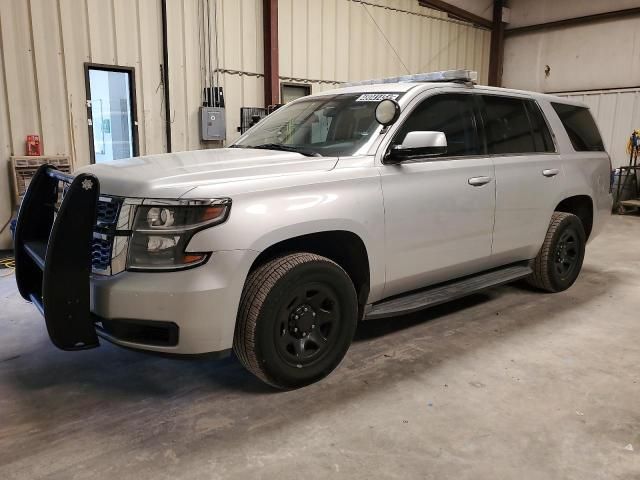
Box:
[501,0,640,166]
[0,0,491,250]
[0,0,264,249]
[279,0,491,94]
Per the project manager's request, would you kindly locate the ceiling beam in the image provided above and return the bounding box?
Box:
[506,7,640,36]
[263,0,279,106]
[418,0,493,29]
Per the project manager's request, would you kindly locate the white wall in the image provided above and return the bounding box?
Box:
[502,0,640,168]
[0,0,490,250]
[279,0,491,94]
[503,0,640,92]
[0,0,263,249]
[507,0,640,28]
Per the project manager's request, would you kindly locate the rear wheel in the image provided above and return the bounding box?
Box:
[234,253,358,389]
[528,212,586,292]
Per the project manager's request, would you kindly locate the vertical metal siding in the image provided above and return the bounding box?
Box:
[278,0,491,93]
[0,0,486,248]
[0,0,170,248]
[557,89,640,166]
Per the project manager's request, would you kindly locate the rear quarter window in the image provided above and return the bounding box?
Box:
[551,103,604,152]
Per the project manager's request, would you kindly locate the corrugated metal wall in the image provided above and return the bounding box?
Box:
[0,0,264,248]
[278,0,491,94]
[0,0,169,168]
[557,89,640,166]
[167,0,264,151]
[0,0,490,249]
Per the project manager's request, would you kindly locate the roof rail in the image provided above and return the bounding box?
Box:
[343,69,477,87]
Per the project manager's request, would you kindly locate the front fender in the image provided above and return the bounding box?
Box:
[185,171,386,301]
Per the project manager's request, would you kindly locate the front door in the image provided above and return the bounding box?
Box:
[379,93,496,298]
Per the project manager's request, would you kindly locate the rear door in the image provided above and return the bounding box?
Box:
[480,94,565,264]
[378,92,496,298]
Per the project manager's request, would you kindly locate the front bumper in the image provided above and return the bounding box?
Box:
[14,165,257,355]
[91,249,257,354]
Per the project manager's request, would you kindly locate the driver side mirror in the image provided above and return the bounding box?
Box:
[385,131,447,163]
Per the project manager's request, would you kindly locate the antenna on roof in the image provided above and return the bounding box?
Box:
[343,69,477,87]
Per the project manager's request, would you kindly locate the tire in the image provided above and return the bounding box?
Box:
[527,212,586,293]
[234,253,358,389]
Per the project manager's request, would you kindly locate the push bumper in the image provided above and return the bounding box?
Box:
[14,165,257,355]
[14,165,101,350]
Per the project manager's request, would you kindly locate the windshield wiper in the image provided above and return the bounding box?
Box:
[251,143,321,157]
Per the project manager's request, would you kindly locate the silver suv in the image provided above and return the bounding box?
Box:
[14,70,612,389]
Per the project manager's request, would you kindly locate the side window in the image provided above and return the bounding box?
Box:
[482,95,535,154]
[551,103,604,151]
[525,100,555,152]
[393,94,480,157]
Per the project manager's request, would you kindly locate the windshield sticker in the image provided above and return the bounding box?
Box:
[355,93,400,102]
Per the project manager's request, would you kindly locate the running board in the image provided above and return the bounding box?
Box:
[364,263,532,320]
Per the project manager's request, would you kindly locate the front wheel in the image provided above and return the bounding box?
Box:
[234,253,358,389]
[527,212,586,292]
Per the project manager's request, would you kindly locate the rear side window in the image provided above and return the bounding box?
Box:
[525,100,555,152]
[481,96,535,154]
[551,103,604,151]
[394,93,480,156]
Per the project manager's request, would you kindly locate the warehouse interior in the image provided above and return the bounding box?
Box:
[1,0,639,478]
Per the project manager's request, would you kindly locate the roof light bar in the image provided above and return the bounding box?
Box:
[343,69,477,87]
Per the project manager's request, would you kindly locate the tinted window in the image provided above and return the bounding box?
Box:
[482,96,535,154]
[551,103,604,151]
[525,100,555,152]
[393,94,480,156]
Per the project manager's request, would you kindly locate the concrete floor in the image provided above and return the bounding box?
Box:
[1,215,639,480]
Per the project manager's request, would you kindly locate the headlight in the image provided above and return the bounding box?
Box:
[127,199,230,271]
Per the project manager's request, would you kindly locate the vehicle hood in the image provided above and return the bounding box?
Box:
[76,148,339,198]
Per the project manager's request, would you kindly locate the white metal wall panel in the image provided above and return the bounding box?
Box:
[137,0,166,155]
[58,0,92,168]
[0,1,13,249]
[557,89,640,166]
[278,0,491,94]
[30,0,71,158]
[217,0,264,143]
[0,0,485,249]
[0,0,169,248]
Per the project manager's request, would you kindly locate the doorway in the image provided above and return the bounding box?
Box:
[85,64,139,163]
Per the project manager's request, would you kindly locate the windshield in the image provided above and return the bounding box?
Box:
[232,93,401,157]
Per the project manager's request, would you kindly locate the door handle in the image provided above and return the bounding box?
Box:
[542,168,560,177]
[468,176,492,186]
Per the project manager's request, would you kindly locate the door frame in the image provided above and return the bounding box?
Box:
[84,63,139,164]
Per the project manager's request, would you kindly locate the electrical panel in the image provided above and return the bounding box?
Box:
[200,107,226,141]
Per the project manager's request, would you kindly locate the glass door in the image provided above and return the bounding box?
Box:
[85,64,138,163]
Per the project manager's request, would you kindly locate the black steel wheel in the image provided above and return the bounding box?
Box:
[528,212,586,293]
[234,253,358,389]
[274,283,342,367]
[553,228,580,278]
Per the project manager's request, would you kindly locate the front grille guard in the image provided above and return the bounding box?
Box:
[14,164,101,350]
